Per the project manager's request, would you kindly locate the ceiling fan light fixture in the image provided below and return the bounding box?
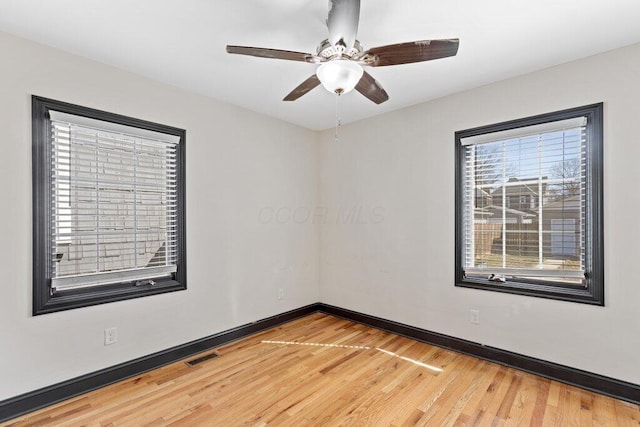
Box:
[316,60,363,95]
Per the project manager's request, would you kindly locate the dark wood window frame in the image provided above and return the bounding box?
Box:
[32,96,187,315]
[454,103,604,305]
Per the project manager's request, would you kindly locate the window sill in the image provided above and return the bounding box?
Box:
[455,277,604,306]
[34,280,186,315]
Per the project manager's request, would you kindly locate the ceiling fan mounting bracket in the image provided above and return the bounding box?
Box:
[316,39,362,60]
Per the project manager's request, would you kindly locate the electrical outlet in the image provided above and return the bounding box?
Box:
[470,309,480,325]
[278,288,285,300]
[104,327,117,345]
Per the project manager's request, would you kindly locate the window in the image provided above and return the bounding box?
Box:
[33,96,186,315]
[455,104,603,304]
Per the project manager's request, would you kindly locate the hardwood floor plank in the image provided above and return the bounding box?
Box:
[504,374,538,426]
[455,362,502,418]
[614,399,640,426]
[2,313,638,426]
[470,367,516,425]
[591,393,618,426]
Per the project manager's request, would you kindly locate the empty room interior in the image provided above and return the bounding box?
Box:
[1,0,639,425]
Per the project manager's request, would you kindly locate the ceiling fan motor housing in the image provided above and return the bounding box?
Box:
[317,39,362,60]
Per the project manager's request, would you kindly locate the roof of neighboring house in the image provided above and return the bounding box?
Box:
[474,207,495,217]
[490,177,548,197]
[542,195,581,211]
[484,205,535,217]
[476,188,492,198]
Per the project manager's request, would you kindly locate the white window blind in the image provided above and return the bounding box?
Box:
[49,111,179,291]
[461,117,587,283]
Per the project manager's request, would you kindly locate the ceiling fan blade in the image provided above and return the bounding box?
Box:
[326,0,360,50]
[283,75,321,101]
[360,39,459,67]
[226,45,320,63]
[355,71,389,104]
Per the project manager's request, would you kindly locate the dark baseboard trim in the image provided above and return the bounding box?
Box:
[318,303,640,405]
[2,302,638,422]
[0,303,321,423]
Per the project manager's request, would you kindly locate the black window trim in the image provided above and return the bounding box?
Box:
[32,96,187,315]
[454,103,604,305]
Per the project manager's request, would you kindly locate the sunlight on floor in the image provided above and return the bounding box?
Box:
[260,340,444,372]
[261,340,371,350]
[375,347,444,373]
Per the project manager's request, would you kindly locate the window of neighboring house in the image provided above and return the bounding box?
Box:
[455,103,603,304]
[32,96,187,315]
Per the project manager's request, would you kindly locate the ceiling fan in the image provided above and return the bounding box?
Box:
[226,0,459,104]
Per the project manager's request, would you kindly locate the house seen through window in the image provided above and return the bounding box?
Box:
[33,96,187,314]
[455,104,603,304]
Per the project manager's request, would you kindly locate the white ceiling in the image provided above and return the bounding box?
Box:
[1,0,639,130]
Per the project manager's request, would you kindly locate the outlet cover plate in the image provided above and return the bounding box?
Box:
[104,327,117,345]
[470,309,480,324]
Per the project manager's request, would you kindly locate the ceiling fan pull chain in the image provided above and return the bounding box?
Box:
[334,92,341,143]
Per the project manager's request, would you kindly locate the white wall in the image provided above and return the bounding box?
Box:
[0,31,320,400]
[319,42,640,385]
[2,28,638,402]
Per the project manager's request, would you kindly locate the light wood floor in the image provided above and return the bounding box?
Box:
[4,313,639,426]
